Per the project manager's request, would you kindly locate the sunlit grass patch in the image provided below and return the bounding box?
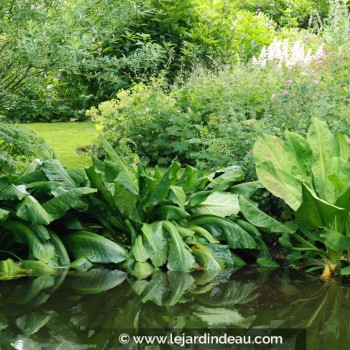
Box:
[25,122,98,168]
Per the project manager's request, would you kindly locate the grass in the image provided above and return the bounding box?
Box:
[25,122,98,168]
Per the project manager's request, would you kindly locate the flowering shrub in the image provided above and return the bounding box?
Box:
[252,39,324,68]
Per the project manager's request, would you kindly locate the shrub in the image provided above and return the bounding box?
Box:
[0,124,53,173]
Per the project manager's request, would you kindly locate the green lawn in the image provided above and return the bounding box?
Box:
[25,122,98,168]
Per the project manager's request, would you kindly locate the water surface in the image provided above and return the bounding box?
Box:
[0,267,348,349]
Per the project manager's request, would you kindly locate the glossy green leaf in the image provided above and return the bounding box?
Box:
[189,215,257,249]
[42,159,77,190]
[320,229,350,252]
[230,181,262,197]
[254,133,302,210]
[189,225,219,243]
[1,221,54,263]
[177,165,208,193]
[163,221,196,272]
[202,243,245,267]
[169,185,187,210]
[48,230,70,267]
[43,187,96,220]
[0,184,28,200]
[307,118,339,201]
[239,196,294,234]
[144,162,181,209]
[190,192,240,217]
[131,235,150,263]
[132,261,156,280]
[141,222,167,268]
[17,195,53,225]
[296,184,344,230]
[284,131,313,185]
[62,230,127,264]
[85,164,115,207]
[207,166,245,190]
[191,243,221,270]
[153,205,189,221]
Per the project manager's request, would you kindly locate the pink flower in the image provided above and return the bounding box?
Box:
[271,93,276,99]
[284,80,293,86]
[313,79,320,85]
[283,90,288,96]
[346,138,350,144]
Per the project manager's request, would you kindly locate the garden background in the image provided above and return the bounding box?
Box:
[1,0,350,279]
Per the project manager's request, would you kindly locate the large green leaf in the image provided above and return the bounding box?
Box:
[191,243,221,270]
[190,192,240,217]
[284,131,313,185]
[0,221,54,263]
[153,205,189,221]
[320,229,350,252]
[307,118,339,202]
[169,185,186,210]
[144,162,181,209]
[207,166,245,190]
[43,187,96,220]
[230,181,262,198]
[239,196,294,234]
[141,222,167,268]
[62,230,127,264]
[189,215,257,249]
[86,163,115,208]
[48,230,70,267]
[163,221,196,272]
[0,184,28,200]
[16,195,53,225]
[296,184,344,230]
[177,165,208,193]
[202,243,245,267]
[104,160,138,218]
[131,235,150,263]
[254,133,302,210]
[42,159,77,190]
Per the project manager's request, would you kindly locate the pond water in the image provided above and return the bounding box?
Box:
[0,267,349,350]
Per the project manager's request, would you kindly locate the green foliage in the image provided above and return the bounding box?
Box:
[0,137,290,279]
[0,124,53,173]
[230,0,330,29]
[0,0,277,122]
[90,45,350,176]
[83,136,288,272]
[254,118,350,277]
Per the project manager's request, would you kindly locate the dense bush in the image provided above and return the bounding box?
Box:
[230,0,330,29]
[0,0,278,122]
[0,124,53,173]
[88,34,350,177]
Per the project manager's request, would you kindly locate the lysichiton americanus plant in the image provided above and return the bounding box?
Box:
[0,137,291,280]
[254,118,350,278]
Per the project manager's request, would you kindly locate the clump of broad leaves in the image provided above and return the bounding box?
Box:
[0,137,290,280]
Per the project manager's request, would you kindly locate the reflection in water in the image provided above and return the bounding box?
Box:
[0,267,349,349]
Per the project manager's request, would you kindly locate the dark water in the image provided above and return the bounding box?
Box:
[0,267,349,350]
